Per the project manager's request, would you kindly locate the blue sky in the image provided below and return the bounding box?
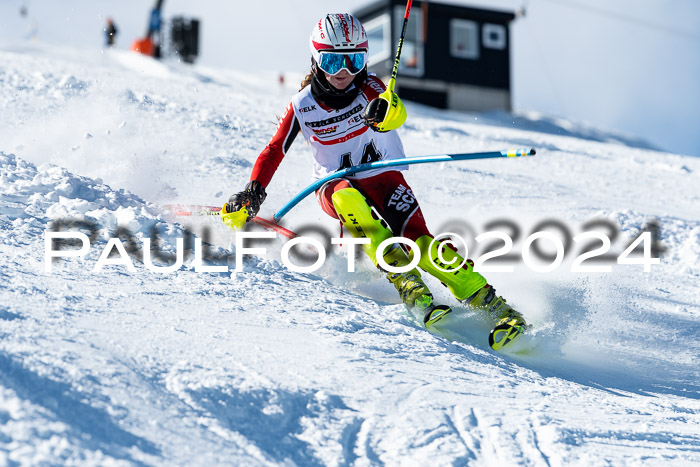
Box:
[1,0,698,157]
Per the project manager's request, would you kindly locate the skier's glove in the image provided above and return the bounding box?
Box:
[363,94,407,132]
[225,180,266,221]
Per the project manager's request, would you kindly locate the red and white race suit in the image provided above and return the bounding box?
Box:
[250,74,429,240]
[250,74,406,186]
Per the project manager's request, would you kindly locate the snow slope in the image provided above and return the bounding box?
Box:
[1,43,699,466]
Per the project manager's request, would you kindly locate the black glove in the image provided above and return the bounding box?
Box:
[363,98,389,132]
[226,180,267,220]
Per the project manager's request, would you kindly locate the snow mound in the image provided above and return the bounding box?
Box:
[0,151,186,253]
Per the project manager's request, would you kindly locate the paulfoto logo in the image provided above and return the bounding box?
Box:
[43,217,664,275]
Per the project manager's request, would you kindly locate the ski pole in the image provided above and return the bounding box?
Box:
[273,147,535,222]
[387,0,413,93]
[371,0,413,131]
[163,204,298,239]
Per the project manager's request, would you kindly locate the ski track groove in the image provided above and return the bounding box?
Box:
[449,406,479,463]
[338,417,363,467]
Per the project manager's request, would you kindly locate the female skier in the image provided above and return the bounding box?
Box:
[225,13,525,332]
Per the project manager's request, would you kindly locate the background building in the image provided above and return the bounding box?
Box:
[356,0,515,112]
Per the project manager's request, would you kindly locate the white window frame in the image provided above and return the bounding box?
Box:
[483,23,507,50]
[364,13,392,65]
[395,5,424,77]
[450,18,480,60]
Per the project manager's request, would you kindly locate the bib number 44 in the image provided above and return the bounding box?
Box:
[338,141,383,170]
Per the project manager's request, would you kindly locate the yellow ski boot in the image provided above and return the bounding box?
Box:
[465,285,525,323]
[411,235,526,348]
[382,243,451,326]
[331,188,451,326]
[413,235,487,300]
[465,285,527,350]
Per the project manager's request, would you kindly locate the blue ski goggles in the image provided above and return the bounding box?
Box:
[317,51,367,76]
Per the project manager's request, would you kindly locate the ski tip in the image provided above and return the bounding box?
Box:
[488,323,524,351]
[423,304,452,328]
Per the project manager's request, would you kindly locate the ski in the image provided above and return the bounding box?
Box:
[488,318,527,351]
[423,304,453,327]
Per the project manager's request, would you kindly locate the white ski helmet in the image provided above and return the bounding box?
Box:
[310,14,369,73]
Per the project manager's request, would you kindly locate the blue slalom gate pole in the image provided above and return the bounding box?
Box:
[273,147,535,222]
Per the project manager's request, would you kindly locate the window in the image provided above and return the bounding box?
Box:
[450,19,479,60]
[395,5,424,76]
[364,14,391,65]
[483,23,506,50]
